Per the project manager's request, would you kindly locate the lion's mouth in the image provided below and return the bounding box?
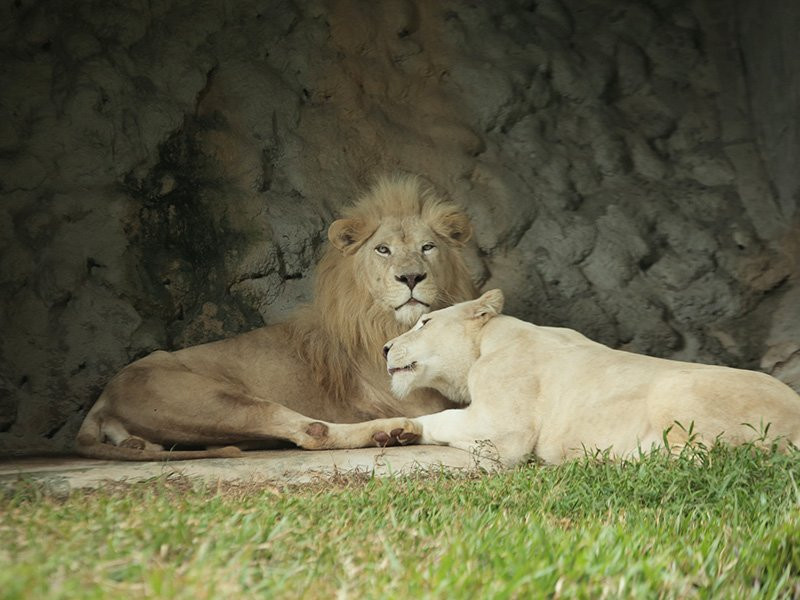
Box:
[395,298,430,310]
[388,361,417,375]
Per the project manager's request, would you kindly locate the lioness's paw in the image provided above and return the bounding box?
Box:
[372,426,420,447]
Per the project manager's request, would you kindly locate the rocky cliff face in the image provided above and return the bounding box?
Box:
[1,0,797,455]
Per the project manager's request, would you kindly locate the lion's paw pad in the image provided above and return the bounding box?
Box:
[306,422,329,439]
[372,431,391,446]
[373,427,419,447]
[398,431,419,443]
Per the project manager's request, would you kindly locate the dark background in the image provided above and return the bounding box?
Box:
[1,0,798,456]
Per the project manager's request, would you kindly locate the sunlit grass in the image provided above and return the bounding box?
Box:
[2,442,799,598]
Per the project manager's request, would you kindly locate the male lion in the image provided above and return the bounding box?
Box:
[369,289,800,466]
[75,175,476,460]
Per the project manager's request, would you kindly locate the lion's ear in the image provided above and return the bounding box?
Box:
[328,218,371,254]
[434,211,472,246]
[472,289,504,321]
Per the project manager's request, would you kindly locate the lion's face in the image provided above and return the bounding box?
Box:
[383,289,505,401]
[358,218,449,325]
[329,211,473,327]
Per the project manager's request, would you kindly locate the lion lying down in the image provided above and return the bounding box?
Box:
[367,289,800,466]
[75,175,476,460]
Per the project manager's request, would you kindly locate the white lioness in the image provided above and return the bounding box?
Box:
[370,289,800,466]
[75,175,475,460]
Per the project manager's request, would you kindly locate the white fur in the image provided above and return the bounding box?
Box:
[380,289,800,466]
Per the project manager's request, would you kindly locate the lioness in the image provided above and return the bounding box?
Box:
[370,289,800,466]
[75,175,476,460]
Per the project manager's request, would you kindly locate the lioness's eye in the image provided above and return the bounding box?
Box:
[375,245,391,256]
[420,318,431,327]
[422,242,436,253]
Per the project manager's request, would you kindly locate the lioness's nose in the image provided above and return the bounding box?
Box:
[396,272,427,290]
[382,343,392,360]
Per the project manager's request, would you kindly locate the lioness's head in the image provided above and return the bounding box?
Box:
[326,175,475,327]
[383,289,505,402]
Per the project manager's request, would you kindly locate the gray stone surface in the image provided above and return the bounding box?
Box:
[0,446,484,494]
[736,0,800,222]
[0,0,798,455]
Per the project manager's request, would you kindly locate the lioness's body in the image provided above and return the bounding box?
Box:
[375,290,800,466]
[76,176,476,460]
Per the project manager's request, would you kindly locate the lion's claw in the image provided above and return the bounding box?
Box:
[373,430,396,447]
[372,427,419,447]
[372,431,391,445]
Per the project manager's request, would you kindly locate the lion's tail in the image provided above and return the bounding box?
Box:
[74,441,243,461]
[74,403,242,462]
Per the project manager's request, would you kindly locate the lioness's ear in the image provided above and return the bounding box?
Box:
[472,289,504,321]
[434,211,472,246]
[328,218,370,254]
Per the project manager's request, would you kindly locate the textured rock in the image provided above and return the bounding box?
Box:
[0,0,797,455]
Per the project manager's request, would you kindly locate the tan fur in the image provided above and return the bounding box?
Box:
[366,289,800,466]
[75,175,477,460]
[290,175,475,404]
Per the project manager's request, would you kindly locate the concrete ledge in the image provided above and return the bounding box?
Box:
[0,446,485,494]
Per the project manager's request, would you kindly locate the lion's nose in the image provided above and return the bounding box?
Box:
[395,272,427,290]
[382,343,392,360]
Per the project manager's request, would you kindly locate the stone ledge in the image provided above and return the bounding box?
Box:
[0,446,485,494]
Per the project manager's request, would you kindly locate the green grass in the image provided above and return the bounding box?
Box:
[2,443,800,599]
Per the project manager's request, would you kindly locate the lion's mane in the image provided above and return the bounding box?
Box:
[289,174,477,405]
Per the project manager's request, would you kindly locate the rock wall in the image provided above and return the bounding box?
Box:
[1,0,797,455]
[732,0,800,388]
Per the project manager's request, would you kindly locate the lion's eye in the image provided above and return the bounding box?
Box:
[420,318,431,328]
[422,242,436,254]
[375,245,391,256]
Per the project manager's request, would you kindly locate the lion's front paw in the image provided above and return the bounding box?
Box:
[372,422,421,448]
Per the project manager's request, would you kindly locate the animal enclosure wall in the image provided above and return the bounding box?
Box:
[1,0,798,455]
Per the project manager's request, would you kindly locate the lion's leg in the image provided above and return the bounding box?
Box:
[351,410,478,450]
[342,410,484,451]
[150,405,421,451]
[322,417,423,449]
[108,364,418,451]
[229,404,424,451]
